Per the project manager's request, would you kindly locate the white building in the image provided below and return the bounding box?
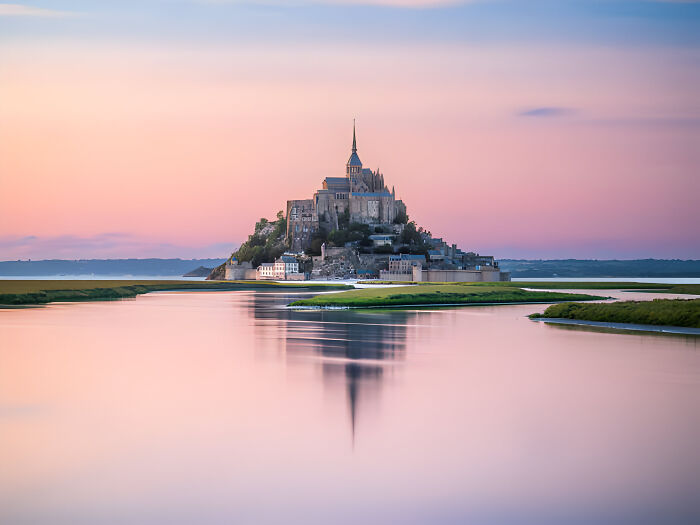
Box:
[368,234,395,247]
[257,256,302,280]
[257,262,275,280]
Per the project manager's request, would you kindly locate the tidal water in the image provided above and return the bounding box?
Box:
[1,290,699,524]
[512,277,700,285]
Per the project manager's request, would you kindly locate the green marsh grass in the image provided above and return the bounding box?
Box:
[0,280,352,305]
[530,298,700,328]
[289,284,605,308]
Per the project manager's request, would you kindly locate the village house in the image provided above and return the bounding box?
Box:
[257,255,304,281]
[387,254,426,273]
[257,262,275,280]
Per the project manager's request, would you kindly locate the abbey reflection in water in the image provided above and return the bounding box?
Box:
[248,292,416,441]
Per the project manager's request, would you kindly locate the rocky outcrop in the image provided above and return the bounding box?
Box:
[206,263,226,280]
[309,248,391,279]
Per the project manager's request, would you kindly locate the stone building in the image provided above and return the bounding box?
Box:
[287,122,406,252]
[387,254,426,274]
[224,258,257,280]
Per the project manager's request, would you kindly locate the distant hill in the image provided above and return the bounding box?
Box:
[3,258,697,279]
[183,266,214,277]
[0,259,227,277]
[499,259,700,278]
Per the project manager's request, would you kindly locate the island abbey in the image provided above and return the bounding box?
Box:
[286,123,406,253]
[221,122,509,282]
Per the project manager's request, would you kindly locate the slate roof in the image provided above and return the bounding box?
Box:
[350,192,392,197]
[369,234,395,241]
[324,177,351,191]
[347,152,362,167]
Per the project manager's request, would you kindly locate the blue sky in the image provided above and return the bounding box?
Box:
[2,1,699,47]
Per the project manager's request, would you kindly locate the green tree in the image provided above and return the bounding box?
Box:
[393,209,408,224]
[373,245,395,254]
[231,211,288,266]
[338,208,350,229]
[306,228,328,256]
[328,229,349,246]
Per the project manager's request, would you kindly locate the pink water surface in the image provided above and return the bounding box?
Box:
[1,290,698,524]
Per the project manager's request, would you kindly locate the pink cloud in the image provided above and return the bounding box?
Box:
[0,3,77,17]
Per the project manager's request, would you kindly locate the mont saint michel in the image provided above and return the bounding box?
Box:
[220,123,509,283]
[4,1,698,522]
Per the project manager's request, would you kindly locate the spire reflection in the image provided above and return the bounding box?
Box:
[248,291,414,445]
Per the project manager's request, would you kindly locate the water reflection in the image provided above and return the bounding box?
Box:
[248,292,415,443]
[2,290,699,523]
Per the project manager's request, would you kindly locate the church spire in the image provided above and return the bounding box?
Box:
[346,119,362,176]
[352,119,357,153]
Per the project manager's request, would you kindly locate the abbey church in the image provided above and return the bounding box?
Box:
[286,123,407,252]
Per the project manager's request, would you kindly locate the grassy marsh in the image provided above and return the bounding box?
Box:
[530,298,700,329]
[357,281,700,294]
[289,284,605,308]
[0,280,352,306]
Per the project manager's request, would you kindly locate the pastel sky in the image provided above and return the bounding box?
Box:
[1,1,699,259]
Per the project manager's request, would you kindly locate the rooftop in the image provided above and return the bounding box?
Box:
[350,192,392,197]
[347,152,362,167]
[390,254,426,261]
[325,177,348,184]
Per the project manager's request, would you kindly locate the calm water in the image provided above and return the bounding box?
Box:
[0,275,208,281]
[1,290,699,524]
[512,277,700,285]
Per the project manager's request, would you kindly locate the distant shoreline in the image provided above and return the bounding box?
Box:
[532,317,700,336]
[0,280,352,306]
[2,258,700,279]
